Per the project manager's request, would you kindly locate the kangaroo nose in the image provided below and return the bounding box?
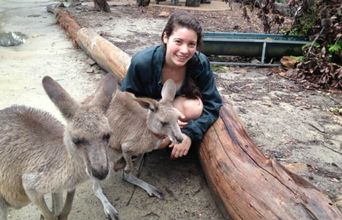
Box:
[176,135,183,144]
[92,168,109,180]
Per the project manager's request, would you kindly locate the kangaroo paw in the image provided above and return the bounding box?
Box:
[145,185,164,199]
[123,172,164,199]
[105,206,119,220]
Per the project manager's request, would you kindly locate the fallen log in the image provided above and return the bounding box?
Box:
[47,4,130,79]
[201,98,342,219]
[47,4,81,48]
[48,6,342,220]
[76,28,130,80]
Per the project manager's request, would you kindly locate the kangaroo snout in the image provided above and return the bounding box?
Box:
[174,134,184,144]
[91,166,109,180]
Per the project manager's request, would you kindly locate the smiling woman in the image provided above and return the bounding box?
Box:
[121,11,222,159]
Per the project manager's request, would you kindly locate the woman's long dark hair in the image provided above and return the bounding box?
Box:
[161,11,203,48]
[162,11,203,100]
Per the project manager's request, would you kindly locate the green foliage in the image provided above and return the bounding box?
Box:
[329,107,342,116]
[295,56,304,62]
[290,14,318,36]
[302,42,320,50]
[211,64,227,73]
[328,41,342,54]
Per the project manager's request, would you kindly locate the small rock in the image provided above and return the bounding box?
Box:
[239,107,247,114]
[278,71,287,77]
[280,56,299,69]
[330,178,340,183]
[86,58,96,66]
[307,121,325,133]
[0,32,27,47]
[159,11,170,17]
[251,58,260,64]
[283,162,308,173]
[232,96,243,102]
[86,67,94,73]
[331,162,339,168]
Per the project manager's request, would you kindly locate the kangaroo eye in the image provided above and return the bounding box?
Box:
[72,138,88,146]
[102,133,111,142]
[161,122,169,127]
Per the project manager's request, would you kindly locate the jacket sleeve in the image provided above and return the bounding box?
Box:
[182,54,222,143]
[120,55,147,97]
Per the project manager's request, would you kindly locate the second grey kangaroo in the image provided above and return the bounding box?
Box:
[0,74,118,220]
[93,79,184,217]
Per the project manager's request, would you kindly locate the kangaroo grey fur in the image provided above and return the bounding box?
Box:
[93,79,184,217]
[0,74,117,220]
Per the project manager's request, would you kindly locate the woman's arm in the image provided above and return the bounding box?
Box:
[182,54,223,143]
[120,56,145,96]
[121,45,163,99]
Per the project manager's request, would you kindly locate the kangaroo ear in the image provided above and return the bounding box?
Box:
[89,73,118,112]
[42,76,79,119]
[134,97,159,112]
[161,79,177,103]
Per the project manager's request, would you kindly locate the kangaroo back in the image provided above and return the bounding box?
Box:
[0,73,118,220]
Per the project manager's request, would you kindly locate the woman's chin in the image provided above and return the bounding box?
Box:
[173,59,188,66]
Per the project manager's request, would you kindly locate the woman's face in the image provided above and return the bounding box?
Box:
[163,26,197,67]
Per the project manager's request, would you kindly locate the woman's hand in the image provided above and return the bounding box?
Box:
[178,119,188,128]
[169,133,191,159]
[173,107,188,128]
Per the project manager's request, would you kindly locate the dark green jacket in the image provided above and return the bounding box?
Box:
[121,44,222,142]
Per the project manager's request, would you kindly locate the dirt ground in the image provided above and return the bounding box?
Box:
[1,0,341,219]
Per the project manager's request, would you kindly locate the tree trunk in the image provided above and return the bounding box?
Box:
[47,6,342,219]
[93,0,110,12]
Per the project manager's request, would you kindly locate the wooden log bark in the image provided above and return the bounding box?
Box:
[47,4,81,48]
[49,7,342,220]
[76,28,131,80]
[200,98,342,219]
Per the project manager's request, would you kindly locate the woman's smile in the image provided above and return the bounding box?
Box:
[163,26,197,67]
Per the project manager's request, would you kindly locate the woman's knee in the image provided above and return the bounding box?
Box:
[173,96,203,120]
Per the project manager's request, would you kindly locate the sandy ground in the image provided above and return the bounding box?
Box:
[0,0,342,219]
[0,1,223,220]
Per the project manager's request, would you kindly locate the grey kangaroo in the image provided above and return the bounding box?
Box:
[93,78,184,217]
[0,74,118,220]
